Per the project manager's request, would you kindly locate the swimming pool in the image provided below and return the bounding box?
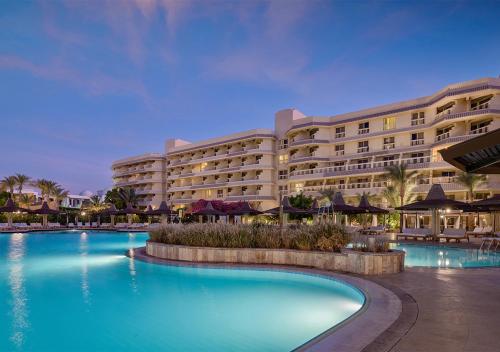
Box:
[0,231,364,351]
[391,243,500,268]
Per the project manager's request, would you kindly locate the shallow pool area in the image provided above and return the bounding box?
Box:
[391,243,500,268]
[0,231,364,351]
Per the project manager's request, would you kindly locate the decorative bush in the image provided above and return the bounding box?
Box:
[350,234,390,253]
[149,222,350,252]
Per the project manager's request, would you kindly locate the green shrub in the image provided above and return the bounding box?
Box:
[149,223,350,252]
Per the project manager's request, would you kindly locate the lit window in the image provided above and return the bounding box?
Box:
[383,117,396,130]
[279,154,289,164]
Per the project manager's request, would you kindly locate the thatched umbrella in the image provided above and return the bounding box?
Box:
[145,201,173,223]
[191,201,225,223]
[100,204,119,227]
[31,201,59,227]
[226,202,262,216]
[116,203,142,225]
[264,196,310,226]
[349,194,389,228]
[0,199,31,228]
[397,184,471,237]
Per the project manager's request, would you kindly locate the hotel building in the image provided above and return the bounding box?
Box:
[112,77,500,210]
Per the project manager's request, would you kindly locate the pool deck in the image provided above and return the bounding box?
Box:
[364,266,500,352]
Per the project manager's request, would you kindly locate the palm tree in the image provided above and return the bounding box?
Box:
[18,194,35,208]
[14,174,31,197]
[318,187,336,202]
[381,185,416,208]
[50,186,69,208]
[34,179,58,202]
[384,164,418,230]
[1,176,17,199]
[456,172,487,201]
[118,187,138,207]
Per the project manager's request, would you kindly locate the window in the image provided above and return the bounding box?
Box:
[217,189,223,198]
[411,132,424,146]
[358,122,369,134]
[279,139,289,150]
[470,120,491,134]
[436,102,455,115]
[335,126,345,138]
[383,136,395,150]
[470,95,492,111]
[335,144,344,156]
[278,185,288,195]
[411,112,425,126]
[357,140,369,153]
[279,154,289,164]
[441,171,456,177]
[383,117,396,130]
[278,170,288,180]
[436,126,452,141]
[333,161,346,171]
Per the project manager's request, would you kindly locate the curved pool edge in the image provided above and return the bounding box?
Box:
[130,246,402,352]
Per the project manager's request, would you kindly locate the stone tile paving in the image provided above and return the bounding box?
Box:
[366,267,500,352]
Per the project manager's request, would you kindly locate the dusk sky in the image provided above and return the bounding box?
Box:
[1,0,500,193]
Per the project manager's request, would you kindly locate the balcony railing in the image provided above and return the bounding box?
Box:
[357,147,369,153]
[470,102,489,111]
[358,128,370,135]
[411,118,425,126]
[411,139,424,146]
[335,132,345,138]
[335,150,345,156]
[435,132,451,142]
[383,143,395,150]
[469,126,489,135]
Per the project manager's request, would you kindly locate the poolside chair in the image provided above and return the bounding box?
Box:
[48,222,61,229]
[0,223,11,231]
[482,226,493,236]
[467,226,484,237]
[437,228,468,243]
[480,232,500,251]
[14,223,29,230]
[115,222,128,229]
[100,223,111,228]
[397,228,433,241]
[68,223,75,228]
[31,222,42,229]
[77,222,83,228]
[90,222,97,228]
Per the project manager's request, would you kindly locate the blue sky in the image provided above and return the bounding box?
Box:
[1,0,500,193]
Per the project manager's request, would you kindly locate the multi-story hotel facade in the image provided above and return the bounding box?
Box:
[112,77,500,210]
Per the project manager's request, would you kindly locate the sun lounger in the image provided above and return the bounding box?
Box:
[77,222,83,228]
[48,222,61,229]
[438,228,468,243]
[31,223,42,229]
[100,223,111,228]
[467,226,484,237]
[0,223,11,231]
[14,223,29,230]
[68,223,75,228]
[90,222,98,228]
[115,222,128,229]
[397,228,433,241]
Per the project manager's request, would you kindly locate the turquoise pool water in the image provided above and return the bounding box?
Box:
[0,231,364,351]
[391,243,500,268]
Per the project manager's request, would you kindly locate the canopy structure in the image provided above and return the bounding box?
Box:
[150,201,173,216]
[31,201,59,227]
[143,205,155,216]
[353,195,389,214]
[99,204,119,226]
[264,196,310,216]
[470,194,500,231]
[0,198,31,227]
[439,128,500,174]
[396,184,470,237]
[226,202,262,216]
[330,192,359,213]
[116,203,142,225]
[191,201,225,223]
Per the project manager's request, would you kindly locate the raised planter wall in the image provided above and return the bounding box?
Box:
[146,241,405,275]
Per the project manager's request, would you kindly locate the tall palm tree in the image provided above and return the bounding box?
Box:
[34,179,58,202]
[51,186,69,208]
[456,172,487,201]
[18,194,35,208]
[384,164,418,230]
[14,174,31,197]
[1,176,17,199]
[118,187,138,206]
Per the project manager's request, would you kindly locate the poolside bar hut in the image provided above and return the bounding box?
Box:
[327,192,360,225]
[32,201,60,228]
[0,198,31,228]
[397,184,470,239]
[117,203,142,225]
[191,201,225,223]
[470,195,500,231]
[226,202,262,224]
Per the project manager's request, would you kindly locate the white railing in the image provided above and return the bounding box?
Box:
[411,139,424,146]
[469,126,489,135]
[348,163,370,171]
[335,132,345,138]
[383,143,395,150]
[347,182,371,189]
[357,147,369,153]
[411,118,425,126]
[358,128,370,135]
[435,131,450,142]
[335,150,345,156]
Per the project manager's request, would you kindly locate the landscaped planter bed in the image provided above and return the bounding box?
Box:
[146,241,405,275]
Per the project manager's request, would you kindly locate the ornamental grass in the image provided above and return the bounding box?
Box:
[149,222,350,252]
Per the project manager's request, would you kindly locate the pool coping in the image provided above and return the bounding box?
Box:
[131,246,403,352]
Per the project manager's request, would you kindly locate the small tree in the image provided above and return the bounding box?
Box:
[0,176,17,199]
[384,164,418,230]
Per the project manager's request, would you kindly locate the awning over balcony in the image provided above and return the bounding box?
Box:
[439,128,500,174]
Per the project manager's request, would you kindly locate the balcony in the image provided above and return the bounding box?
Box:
[470,102,489,111]
[357,146,369,153]
[335,132,346,138]
[358,128,370,135]
[383,143,395,150]
[469,125,489,135]
[435,132,450,142]
[347,182,371,189]
[335,150,345,156]
[411,118,425,126]
[411,140,424,146]
[348,163,371,171]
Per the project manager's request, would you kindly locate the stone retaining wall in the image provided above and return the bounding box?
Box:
[146,241,405,275]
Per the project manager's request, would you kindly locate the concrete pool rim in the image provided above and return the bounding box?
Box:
[132,246,404,352]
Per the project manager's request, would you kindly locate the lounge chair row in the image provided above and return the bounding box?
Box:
[467,226,494,237]
[0,222,159,231]
[397,228,469,243]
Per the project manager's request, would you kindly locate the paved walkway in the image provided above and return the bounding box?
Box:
[367,267,500,352]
